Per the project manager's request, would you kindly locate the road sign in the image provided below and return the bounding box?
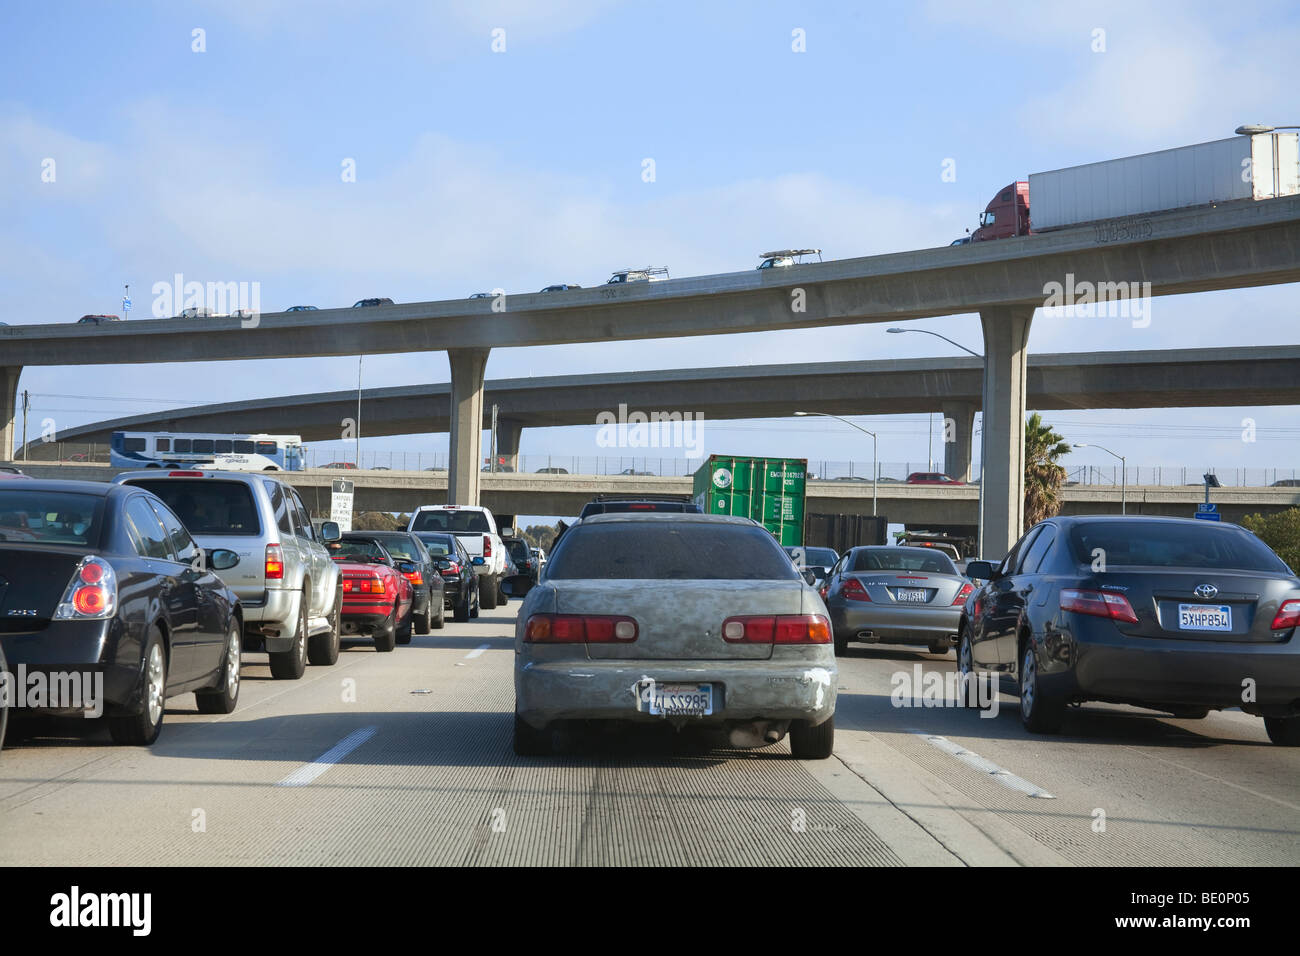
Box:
[1195,510,1221,521]
[122,297,132,313]
[330,478,354,532]
[1197,503,1217,514]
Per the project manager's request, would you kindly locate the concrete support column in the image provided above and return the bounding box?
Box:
[941,400,975,483]
[495,417,523,471]
[0,367,21,461]
[447,348,489,505]
[979,307,1034,559]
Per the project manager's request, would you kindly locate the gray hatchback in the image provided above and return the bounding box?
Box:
[513,513,837,758]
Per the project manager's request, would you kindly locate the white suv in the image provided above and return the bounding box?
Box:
[407,505,508,608]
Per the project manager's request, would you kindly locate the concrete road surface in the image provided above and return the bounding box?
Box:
[1,600,1296,866]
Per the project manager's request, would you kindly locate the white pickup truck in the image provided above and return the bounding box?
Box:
[407,505,508,608]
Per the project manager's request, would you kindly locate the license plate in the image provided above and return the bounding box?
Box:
[895,589,928,603]
[648,683,713,716]
[1178,604,1231,631]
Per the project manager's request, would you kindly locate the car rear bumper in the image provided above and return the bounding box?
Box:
[0,619,143,715]
[1050,622,1300,715]
[515,657,837,727]
[830,601,962,644]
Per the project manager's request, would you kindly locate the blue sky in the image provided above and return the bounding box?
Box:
[3,0,1300,497]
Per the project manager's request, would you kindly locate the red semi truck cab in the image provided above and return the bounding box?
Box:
[970,181,1030,241]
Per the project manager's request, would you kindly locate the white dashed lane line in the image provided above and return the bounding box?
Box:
[277,726,379,787]
[910,730,1056,799]
[464,644,491,659]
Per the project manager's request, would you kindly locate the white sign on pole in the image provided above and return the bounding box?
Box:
[331,478,354,533]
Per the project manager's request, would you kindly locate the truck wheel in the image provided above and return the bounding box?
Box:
[196,620,241,715]
[308,586,342,666]
[269,592,309,679]
[109,627,167,746]
[480,575,498,609]
[373,603,398,653]
[789,716,834,760]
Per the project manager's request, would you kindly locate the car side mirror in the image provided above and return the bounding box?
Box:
[802,569,817,586]
[320,521,341,542]
[500,527,515,537]
[208,548,239,571]
[965,560,997,581]
[396,560,418,575]
[434,558,451,570]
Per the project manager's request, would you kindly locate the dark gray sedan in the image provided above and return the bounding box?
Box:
[513,514,837,759]
[824,546,973,656]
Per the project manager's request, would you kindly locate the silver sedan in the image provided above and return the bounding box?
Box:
[513,514,838,759]
[824,546,973,655]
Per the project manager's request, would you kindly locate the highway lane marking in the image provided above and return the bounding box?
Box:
[910,731,1056,799]
[277,726,379,787]
[465,644,491,659]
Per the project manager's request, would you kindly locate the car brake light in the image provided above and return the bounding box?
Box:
[402,570,423,586]
[483,535,492,557]
[952,582,974,606]
[440,562,460,576]
[1271,599,1300,630]
[1060,588,1138,624]
[524,614,637,643]
[343,576,385,594]
[265,543,284,580]
[842,578,871,602]
[168,470,207,477]
[53,556,118,620]
[722,614,831,644]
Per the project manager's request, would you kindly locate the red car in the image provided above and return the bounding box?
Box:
[329,539,413,652]
[905,472,965,485]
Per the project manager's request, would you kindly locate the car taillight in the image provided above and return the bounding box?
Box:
[952,582,974,606]
[1271,599,1300,630]
[1060,588,1138,624]
[483,535,492,558]
[53,556,118,620]
[402,570,423,586]
[524,613,637,643]
[722,614,831,644]
[440,562,460,576]
[168,471,206,477]
[265,543,284,579]
[343,576,385,594]
[841,578,871,602]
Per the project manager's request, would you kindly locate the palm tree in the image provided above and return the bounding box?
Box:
[1024,413,1070,528]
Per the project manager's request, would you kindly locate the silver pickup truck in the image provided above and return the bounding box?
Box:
[114,469,343,679]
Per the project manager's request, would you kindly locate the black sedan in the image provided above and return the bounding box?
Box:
[0,480,243,746]
[414,532,480,622]
[340,531,446,634]
[959,515,1300,744]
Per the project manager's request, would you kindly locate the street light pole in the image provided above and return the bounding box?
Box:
[794,411,878,515]
[1076,443,1126,514]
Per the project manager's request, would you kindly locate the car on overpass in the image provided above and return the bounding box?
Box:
[352,297,394,308]
[906,472,965,485]
[286,305,318,312]
[605,267,669,284]
[535,467,569,474]
[178,307,224,318]
[513,513,837,758]
[321,461,358,470]
[540,283,581,292]
[757,248,821,269]
[959,515,1300,743]
[76,314,122,325]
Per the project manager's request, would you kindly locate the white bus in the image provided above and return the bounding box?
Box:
[110,431,305,471]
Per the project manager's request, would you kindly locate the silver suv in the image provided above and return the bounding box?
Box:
[114,469,343,679]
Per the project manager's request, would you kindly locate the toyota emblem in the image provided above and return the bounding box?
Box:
[1194,584,1219,599]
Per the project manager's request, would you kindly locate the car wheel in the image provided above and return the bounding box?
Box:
[513,714,551,756]
[414,606,430,635]
[928,638,951,655]
[833,631,849,656]
[480,574,498,609]
[396,605,413,645]
[1264,715,1300,746]
[1018,640,1064,733]
[0,644,9,753]
[269,591,309,679]
[110,627,167,746]
[431,596,446,630]
[956,626,979,708]
[196,619,242,715]
[374,602,398,653]
[789,716,834,759]
[454,588,471,623]
[470,584,480,619]
[308,585,342,666]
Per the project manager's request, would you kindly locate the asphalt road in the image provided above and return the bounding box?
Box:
[1,599,1296,866]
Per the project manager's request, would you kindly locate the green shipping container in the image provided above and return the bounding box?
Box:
[690,455,807,547]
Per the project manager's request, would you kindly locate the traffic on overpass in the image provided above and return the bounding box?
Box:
[1,0,1296,928]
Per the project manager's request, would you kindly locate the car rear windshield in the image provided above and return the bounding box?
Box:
[851,548,958,574]
[546,522,801,580]
[506,539,530,561]
[123,480,260,536]
[411,510,491,533]
[579,501,695,517]
[0,491,104,546]
[1066,522,1291,572]
[788,547,837,567]
[367,535,420,562]
[332,539,389,562]
[415,533,455,556]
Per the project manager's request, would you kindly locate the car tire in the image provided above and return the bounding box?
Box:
[956,626,979,708]
[431,597,446,630]
[0,644,9,753]
[196,619,242,715]
[833,632,849,656]
[109,627,167,746]
[308,585,342,666]
[1018,640,1064,734]
[396,606,413,645]
[374,603,398,653]
[269,592,309,680]
[470,584,480,619]
[513,714,551,756]
[454,589,471,623]
[1264,715,1300,746]
[480,575,498,610]
[928,639,951,655]
[789,716,834,760]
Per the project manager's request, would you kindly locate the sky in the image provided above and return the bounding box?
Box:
[3,0,1300,515]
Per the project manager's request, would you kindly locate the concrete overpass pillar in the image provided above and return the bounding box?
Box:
[495,417,523,471]
[979,306,1033,559]
[0,367,21,461]
[941,401,975,483]
[447,348,489,505]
